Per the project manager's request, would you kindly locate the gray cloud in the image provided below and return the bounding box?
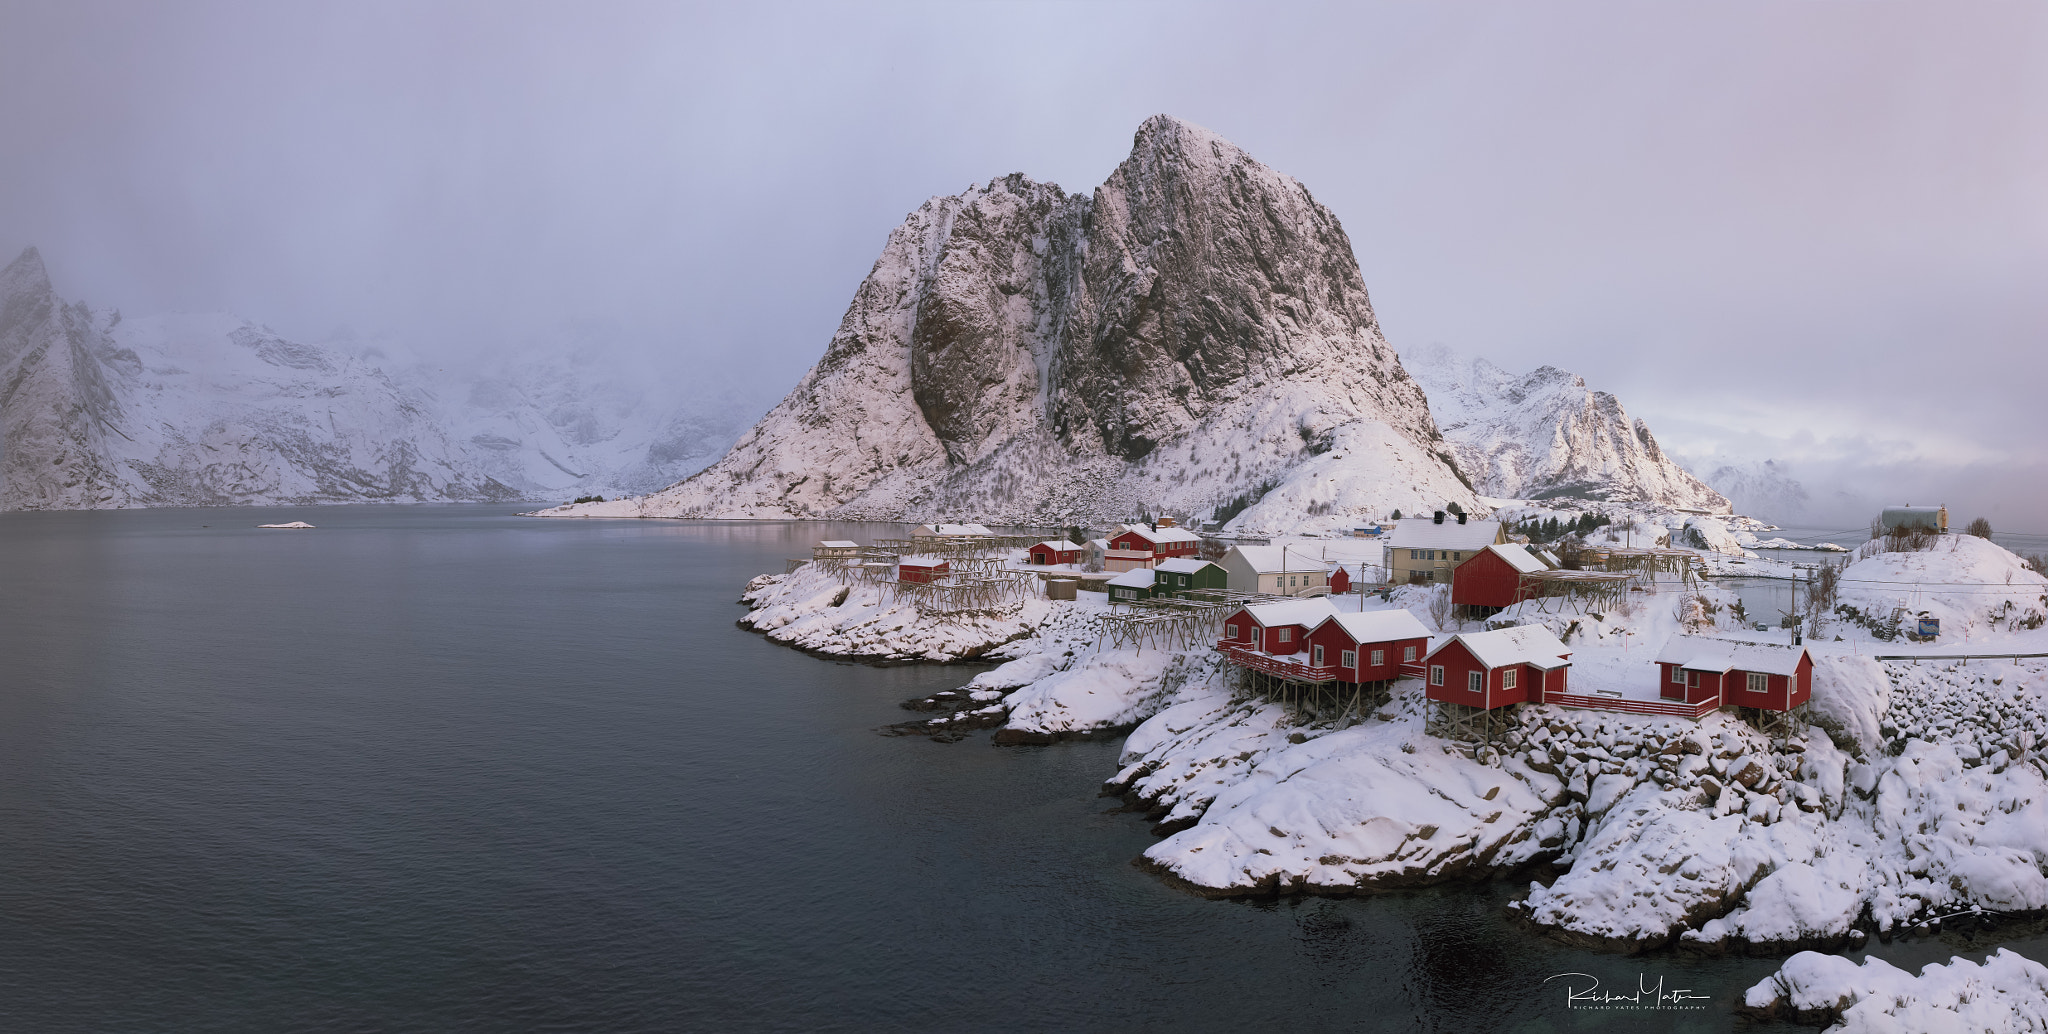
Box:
[3,1,2042,523]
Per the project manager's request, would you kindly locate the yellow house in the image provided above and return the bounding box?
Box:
[1387,513,1505,585]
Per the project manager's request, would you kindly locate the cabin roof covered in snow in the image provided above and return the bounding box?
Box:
[1388,518,1502,552]
[1240,598,1338,628]
[1116,524,1203,545]
[1106,568,1156,588]
[1655,637,1809,676]
[1228,545,1334,574]
[818,540,859,548]
[898,555,948,568]
[1155,558,1220,574]
[1033,539,1082,551]
[1319,609,1432,643]
[1438,625,1572,670]
[1486,543,1551,574]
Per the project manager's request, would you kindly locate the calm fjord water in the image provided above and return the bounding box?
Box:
[1,506,1827,1032]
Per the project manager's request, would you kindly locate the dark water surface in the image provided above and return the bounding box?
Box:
[2,506,2010,1032]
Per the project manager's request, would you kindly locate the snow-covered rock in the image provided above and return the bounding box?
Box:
[1677,515,1752,556]
[1403,345,1727,511]
[737,563,1062,663]
[1834,534,2048,639]
[542,115,1476,530]
[1744,949,2048,1032]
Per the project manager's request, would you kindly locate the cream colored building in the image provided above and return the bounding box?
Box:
[1387,514,1506,585]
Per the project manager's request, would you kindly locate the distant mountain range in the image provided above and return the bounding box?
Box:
[1402,345,1728,512]
[0,247,760,510]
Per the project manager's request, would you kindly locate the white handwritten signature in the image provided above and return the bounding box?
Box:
[1543,972,1712,1009]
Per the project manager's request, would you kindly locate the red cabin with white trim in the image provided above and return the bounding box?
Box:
[1028,540,1082,566]
[1304,609,1432,683]
[898,557,949,584]
[1108,524,1203,561]
[1423,625,1572,710]
[1219,598,1334,656]
[1328,566,1352,596]
[1450,543,1549,610]
[1655,638,1812,712]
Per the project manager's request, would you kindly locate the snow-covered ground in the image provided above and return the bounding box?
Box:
[1745,949,2048,1032]
[738,562,1062,663]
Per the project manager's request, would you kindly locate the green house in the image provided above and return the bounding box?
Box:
[1151,558,1227,599]
[1106,567,1156,603]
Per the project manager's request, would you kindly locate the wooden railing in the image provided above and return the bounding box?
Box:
[1542,690,1721,718]
[1218,642,1337,683]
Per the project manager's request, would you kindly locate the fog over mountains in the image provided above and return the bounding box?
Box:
[0,247,763,510]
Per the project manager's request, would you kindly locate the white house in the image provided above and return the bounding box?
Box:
[1220,544,1334,596]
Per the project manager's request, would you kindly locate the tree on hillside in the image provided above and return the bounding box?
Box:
[1966,517,1993,539]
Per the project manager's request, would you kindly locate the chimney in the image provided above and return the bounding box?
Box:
[1433,511,1445,525]
[1457,512,1467,525]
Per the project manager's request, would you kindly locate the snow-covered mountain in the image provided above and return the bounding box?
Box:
[1403,345,1728,511]
[1688,457,1812,523]
[0,246,756,510]
[548,115,1476,530]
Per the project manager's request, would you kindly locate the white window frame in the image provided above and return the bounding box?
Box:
[1670,666,1683,684]
[1341,649,1357,669]
[1428,665,1445,686]
[1403,646,1417,662]
[1371,649,1384,667]
[1278,628,1293,643]
[1226,624,1238,640]
[1467,671,1485,693]
[1748,671,1769,693]
[1502,668,1517,690]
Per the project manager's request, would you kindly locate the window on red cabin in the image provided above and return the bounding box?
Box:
[1225,624,1238,639]
[1429,665,1445,686]
[1403,646,1417,662]
[1278,628,1292,643]
[1467,671,1484,693]
[1747,672,1768,693]
[1670,666,1683,684]
[1502,669,1517,690]
[1370,649,1383,667]
[1342,650,1356,668]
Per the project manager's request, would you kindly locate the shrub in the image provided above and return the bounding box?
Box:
[572,495,606,504]
[1966,517,1993,539]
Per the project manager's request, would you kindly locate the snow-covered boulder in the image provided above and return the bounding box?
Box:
[1744,949,2048,1032]
[1677,516,1749,556]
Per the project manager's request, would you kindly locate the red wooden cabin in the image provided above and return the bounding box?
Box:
[1450,543,1549,610]
[1218,599,1340,681]
[1305,609,1432,684]
[1109,524,1203,561]
[897,557,949,584]
[1423,625,1571,710]
[1028,540,1082,566]
[1328,565,1352,596]
[1655,639,1812,712]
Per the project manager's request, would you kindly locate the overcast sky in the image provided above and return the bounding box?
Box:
[4,1,2043,528]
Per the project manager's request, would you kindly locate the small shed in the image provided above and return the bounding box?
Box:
[1655,638,1812,712]
[1106,567,1156,603]
[1879,505,1948,534]
[812,540,862,562]
[1328,565,1352,596]
[1451,543,1551,610]
[898,556,949,584]
[1307,609,1432,684]
[912,523,995,541]
[1152,557,1227,598]
[1029,540,1083,566]
[1423,625,1572,710]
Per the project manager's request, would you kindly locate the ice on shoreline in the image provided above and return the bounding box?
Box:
[1745,949,2048,1031]
[256,521,315,529]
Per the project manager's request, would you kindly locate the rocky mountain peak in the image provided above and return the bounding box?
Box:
[567,117,1475,529]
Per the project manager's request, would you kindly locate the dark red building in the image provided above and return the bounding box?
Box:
[1655,639,1812,712]
[1305,610,1432,684]
[1109,524,1203,561]
[1028,540,1082,566]
[1450,543,1550,610]
[1423,625,1572,710]
[1328,565,1352,596]
[898,557,949,584]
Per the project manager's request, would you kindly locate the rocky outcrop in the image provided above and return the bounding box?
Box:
[1404,345,1728,510]
[555,116,1476,529]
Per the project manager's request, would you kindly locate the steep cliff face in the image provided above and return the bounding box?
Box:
[1,247,146,509]
[1404,345,1728,510]
[577,116,1474,528]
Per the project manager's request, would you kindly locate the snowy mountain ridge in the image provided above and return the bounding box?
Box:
[1403,344,1729,511]
[0,247,756,510]
[545,115,1478,530]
